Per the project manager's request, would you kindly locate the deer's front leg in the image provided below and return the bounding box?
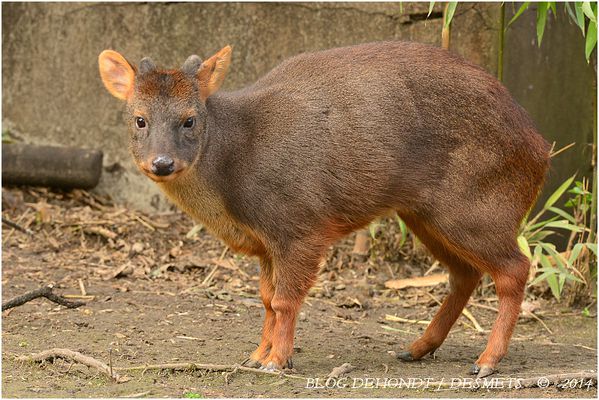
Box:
[243,258,276,367]
[260,253,321,371]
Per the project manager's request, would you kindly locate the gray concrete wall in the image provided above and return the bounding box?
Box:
[2,2,501,210]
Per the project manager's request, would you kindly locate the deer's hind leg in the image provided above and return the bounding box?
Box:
[395,216,482,361]
[471,253,529,378]
[396,213,530,378]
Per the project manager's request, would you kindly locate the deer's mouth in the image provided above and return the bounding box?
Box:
[143,168,187,183]
[138,161,189,183]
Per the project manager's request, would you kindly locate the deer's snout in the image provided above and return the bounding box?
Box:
[151,155,175,176]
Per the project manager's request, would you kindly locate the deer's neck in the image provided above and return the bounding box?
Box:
[156,95,266,257]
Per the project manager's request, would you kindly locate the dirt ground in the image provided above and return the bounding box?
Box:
[2,187,597,398]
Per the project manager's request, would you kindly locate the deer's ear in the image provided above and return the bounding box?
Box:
[98,50,136,101]
[197,45,232,101]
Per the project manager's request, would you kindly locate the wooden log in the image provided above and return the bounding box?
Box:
[2,143,103,189]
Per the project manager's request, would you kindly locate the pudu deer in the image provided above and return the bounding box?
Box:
[98,42,550,378]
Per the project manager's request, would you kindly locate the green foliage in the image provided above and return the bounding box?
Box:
[444,2,458,28]
[508,1,598,62]
[427,2,458,27]
[396,214,408,248]
[431,2,598,62]
[183,392,203,398]
[507,2,558,47]
[519,176,596,301]
[370,215,409,248]
[2,129,14,143]
[428,1,436,18]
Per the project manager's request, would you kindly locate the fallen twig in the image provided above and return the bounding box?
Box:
[201,247,229,287]
[132,214,155,231]
[16,348,127,383]
[461,307,485,333]
[3,209,33,244]
[385,314,430,325]
[542,341,596,352]
[2,284,86,311]
[425,292,485,333]
[78,278,87,296]
[2,216,33,235]
[523,310,553,335]
[63,294,95,301]
[385,273,448,290]
[84,226,117,240]
[122,391,152,398]
[113,362,306,380]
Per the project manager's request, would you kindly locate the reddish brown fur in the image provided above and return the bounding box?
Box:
[98,42,551,376]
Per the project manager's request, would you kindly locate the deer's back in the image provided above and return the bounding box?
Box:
[204,42,550,248]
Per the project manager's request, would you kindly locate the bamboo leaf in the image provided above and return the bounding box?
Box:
[508,2,531,26]
[540,242,568,272]
[428,1,435,17]
[527,216,560,231]
[548,206,577,223]
[582,1,597,22]
[586,243,597,255]
[585,19,597,62]
[542,220,584,232]
[562,270,584,284]
[549,2,557,17]
[534,244,544,258]
[544,175,576,209]
[568,243,585,265]
[546,273,561,301]
[558,273,566,292]
[537,2,550,47]
[369,222,378,240]
[527,230,555,243]
[538,253,556,271]
[518,235,532,260]
[575,2,587,36]
[565,2,576,22]
[530,269,554,285]
[539,244,584,283]
[396,215,408,248]
[444,2,458,28]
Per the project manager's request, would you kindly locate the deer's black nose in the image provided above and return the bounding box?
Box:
[151,155,175,176]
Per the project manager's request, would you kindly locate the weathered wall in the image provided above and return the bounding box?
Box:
[2,2,501,210]
[503,2,596,203]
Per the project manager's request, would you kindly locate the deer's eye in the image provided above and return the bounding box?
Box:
[183,117,195,128]
[135,117,146,129]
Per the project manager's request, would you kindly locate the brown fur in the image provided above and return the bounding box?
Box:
[98,41,551,374]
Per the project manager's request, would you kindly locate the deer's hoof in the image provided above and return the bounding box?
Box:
[470,364,495,378]
[241,357,262,368]
[476,365,496,379]
[396,351,414,361]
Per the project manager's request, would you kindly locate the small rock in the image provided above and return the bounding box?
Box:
[131,242,144,255]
